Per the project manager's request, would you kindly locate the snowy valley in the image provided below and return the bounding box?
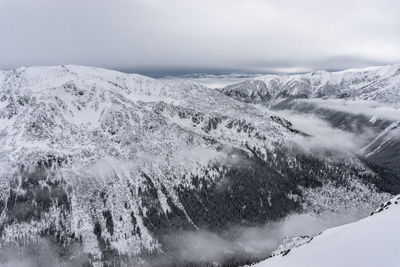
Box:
[0,64,399,266]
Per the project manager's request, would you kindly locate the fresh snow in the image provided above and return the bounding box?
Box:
[0,64,396,264]
[254,195,400,267]
[221,63,400,106]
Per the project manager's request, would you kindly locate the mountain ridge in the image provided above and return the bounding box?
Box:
[220,63,400,106]
[0,64,397,266]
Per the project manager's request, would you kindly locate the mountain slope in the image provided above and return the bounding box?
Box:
[0,65,396,266]
[361,122,400,173]
[254,195,400,267]
[221,64,400,175]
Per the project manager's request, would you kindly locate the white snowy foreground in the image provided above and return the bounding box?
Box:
[254,195,400,267]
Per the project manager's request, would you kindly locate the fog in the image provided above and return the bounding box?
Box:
[0,210,366,266]
[0,239,89,267]
[252,104,373,156]
[296,99,400,121]
[274,109,375,154]
[152,210,366,265]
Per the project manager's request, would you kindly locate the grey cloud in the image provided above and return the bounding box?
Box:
[0,0,399,73]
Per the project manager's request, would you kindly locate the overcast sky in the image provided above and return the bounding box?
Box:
[0,0,399,75]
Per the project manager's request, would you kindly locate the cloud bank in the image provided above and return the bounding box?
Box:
[0,0,399,73]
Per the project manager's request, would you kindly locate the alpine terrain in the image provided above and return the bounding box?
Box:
[253,194,400,267]
[0,64,399,266]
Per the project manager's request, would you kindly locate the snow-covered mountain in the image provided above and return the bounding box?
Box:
[221,64,400,105]
[160,72,262,89]
[221,64,400,177]
[254,194,400,267]
[361,121,400,173]
[0,65,397,266]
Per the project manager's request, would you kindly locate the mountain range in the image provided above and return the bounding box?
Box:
[0,64,399,266]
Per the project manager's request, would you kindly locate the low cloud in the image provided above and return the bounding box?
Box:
[269,99,400,154]
[153,210,365,266]
[296,99,400,122]
[281,110,374,153]
[0,239,89,267]
[255,106,375,154]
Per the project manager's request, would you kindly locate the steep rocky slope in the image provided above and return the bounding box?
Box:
[0,65,396,266]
